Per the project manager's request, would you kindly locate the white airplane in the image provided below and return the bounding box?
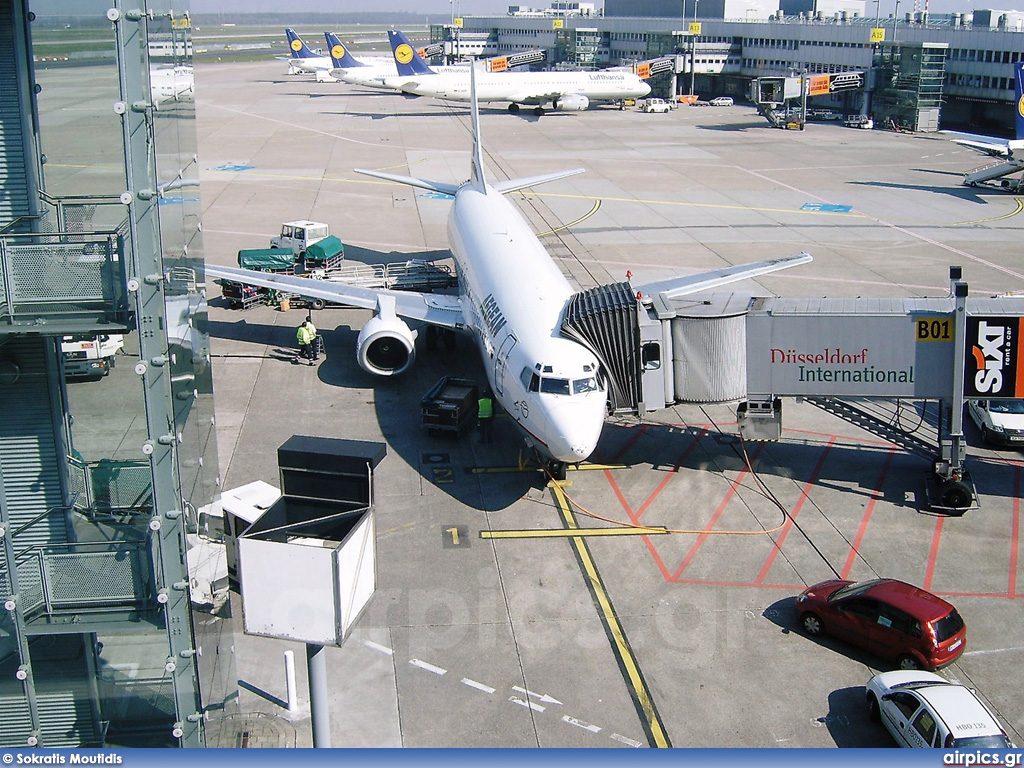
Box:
[383,28,651,115]
[284,29,335,80]
[206,68,811,476]
[945,62,1024,158]
[150,65,194,107]
[324,31,468,91]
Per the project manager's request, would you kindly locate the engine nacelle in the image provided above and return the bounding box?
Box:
[554,94,589,112]
[356,313,417,376]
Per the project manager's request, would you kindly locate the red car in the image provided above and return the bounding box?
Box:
[795,578,966,670]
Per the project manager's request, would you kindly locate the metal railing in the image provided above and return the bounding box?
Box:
[0,231,131,329]
[68,456,154,515]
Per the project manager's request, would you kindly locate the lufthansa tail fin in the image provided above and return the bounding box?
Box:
[1015,61,1024,141]
[285,29,319,60]
[325,32,364,69]
[387,29,436,77]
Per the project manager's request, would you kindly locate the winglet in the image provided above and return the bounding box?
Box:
[388,29,436,77]
[324,31,365,69]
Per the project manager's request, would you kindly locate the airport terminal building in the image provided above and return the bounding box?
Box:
[437,1,1024,134]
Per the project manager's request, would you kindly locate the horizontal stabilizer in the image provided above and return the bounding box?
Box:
[493,168,586,195]
[631,253,813,302]
[354,168,460,197]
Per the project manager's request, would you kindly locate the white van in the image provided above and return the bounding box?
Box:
[967,399,1024,445]
[845,114,873,129]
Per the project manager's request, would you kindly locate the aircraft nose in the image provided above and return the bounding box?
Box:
[546,398,605,463]
[639,81,652,97]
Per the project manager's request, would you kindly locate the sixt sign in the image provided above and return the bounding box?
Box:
[965,316,1024,397]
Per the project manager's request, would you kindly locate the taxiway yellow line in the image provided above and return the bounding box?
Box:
[550,482,672,748]
[482,526,667,539]
[952,197,1024,225]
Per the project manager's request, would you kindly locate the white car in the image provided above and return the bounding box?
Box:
[641,98,672,113]
[967,399,1024,446]
[866,671,1015,749]
[709,96,734,106]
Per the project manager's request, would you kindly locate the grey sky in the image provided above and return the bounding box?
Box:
[190,0,1011,19]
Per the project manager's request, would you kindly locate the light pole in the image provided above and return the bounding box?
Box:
[689,0,699,95]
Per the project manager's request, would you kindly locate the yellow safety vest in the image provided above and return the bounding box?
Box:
[478,397,493,419]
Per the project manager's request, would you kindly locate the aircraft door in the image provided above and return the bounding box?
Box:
[494,334,517,397]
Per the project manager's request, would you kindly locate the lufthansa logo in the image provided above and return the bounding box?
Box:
[1018,93,1024,121]
[290,39,303,52]
[395,44,415,65]
[332,44,345,59]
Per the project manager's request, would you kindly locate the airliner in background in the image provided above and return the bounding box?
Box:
[944,61,1024,158]
[206,68,811,476]
[381,28,651,115]
[284,29,331,75]
[324,31,470,91]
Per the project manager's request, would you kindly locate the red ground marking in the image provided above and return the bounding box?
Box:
[603,428,708,582]
[923,515,946,592]
[671,443,767,581]
[754,436,837,586]
[840,448,896,580]
[607,423,649,464]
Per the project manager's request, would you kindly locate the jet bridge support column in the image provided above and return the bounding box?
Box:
[928,275,973,510]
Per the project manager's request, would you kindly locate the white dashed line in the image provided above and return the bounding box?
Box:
[461,678,496,694]
[510,696,545,713]
[563,715,601,733]
[409,658,447,675]
[610,733,643,747]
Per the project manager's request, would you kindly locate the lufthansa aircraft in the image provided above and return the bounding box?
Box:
[381,29,651,115]
[206,67,811,475]
[324,31,470,91]
[284,29,334,77]
[945,62,1024,158]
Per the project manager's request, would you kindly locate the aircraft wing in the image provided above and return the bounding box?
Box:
[206,264,465,329]
[943,131,1014,157]
[631,253,813,302]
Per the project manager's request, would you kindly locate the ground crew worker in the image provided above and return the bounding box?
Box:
[477,389,494,443]
[296,319,317,365]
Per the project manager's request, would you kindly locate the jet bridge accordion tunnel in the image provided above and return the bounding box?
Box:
[560,276,1024,513]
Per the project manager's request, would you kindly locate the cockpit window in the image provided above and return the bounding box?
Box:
[573,377,598,394]
[540,377,570,395]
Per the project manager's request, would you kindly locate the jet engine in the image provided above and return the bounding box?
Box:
[356,296,418,376]
[553,94,589,112]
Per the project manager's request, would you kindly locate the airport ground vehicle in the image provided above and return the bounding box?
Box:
[640,98,672,113]
[796,578,966,670]
[966,399,1024,446]
[808,109,843,121]
[709,96,734,106]
[866,671,1015,748]
[421,377,478,437]
[845,114,874,128]
[269,220,345,267]
[61,334,124,379]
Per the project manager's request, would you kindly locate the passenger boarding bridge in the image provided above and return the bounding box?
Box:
[564,267,1024,513]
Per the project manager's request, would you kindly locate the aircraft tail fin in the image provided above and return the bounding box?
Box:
[325,31,364,69]
[387,29,436,77]
[469,64,487,192]
[285,29,318,60]
[1015,62,1024,141]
